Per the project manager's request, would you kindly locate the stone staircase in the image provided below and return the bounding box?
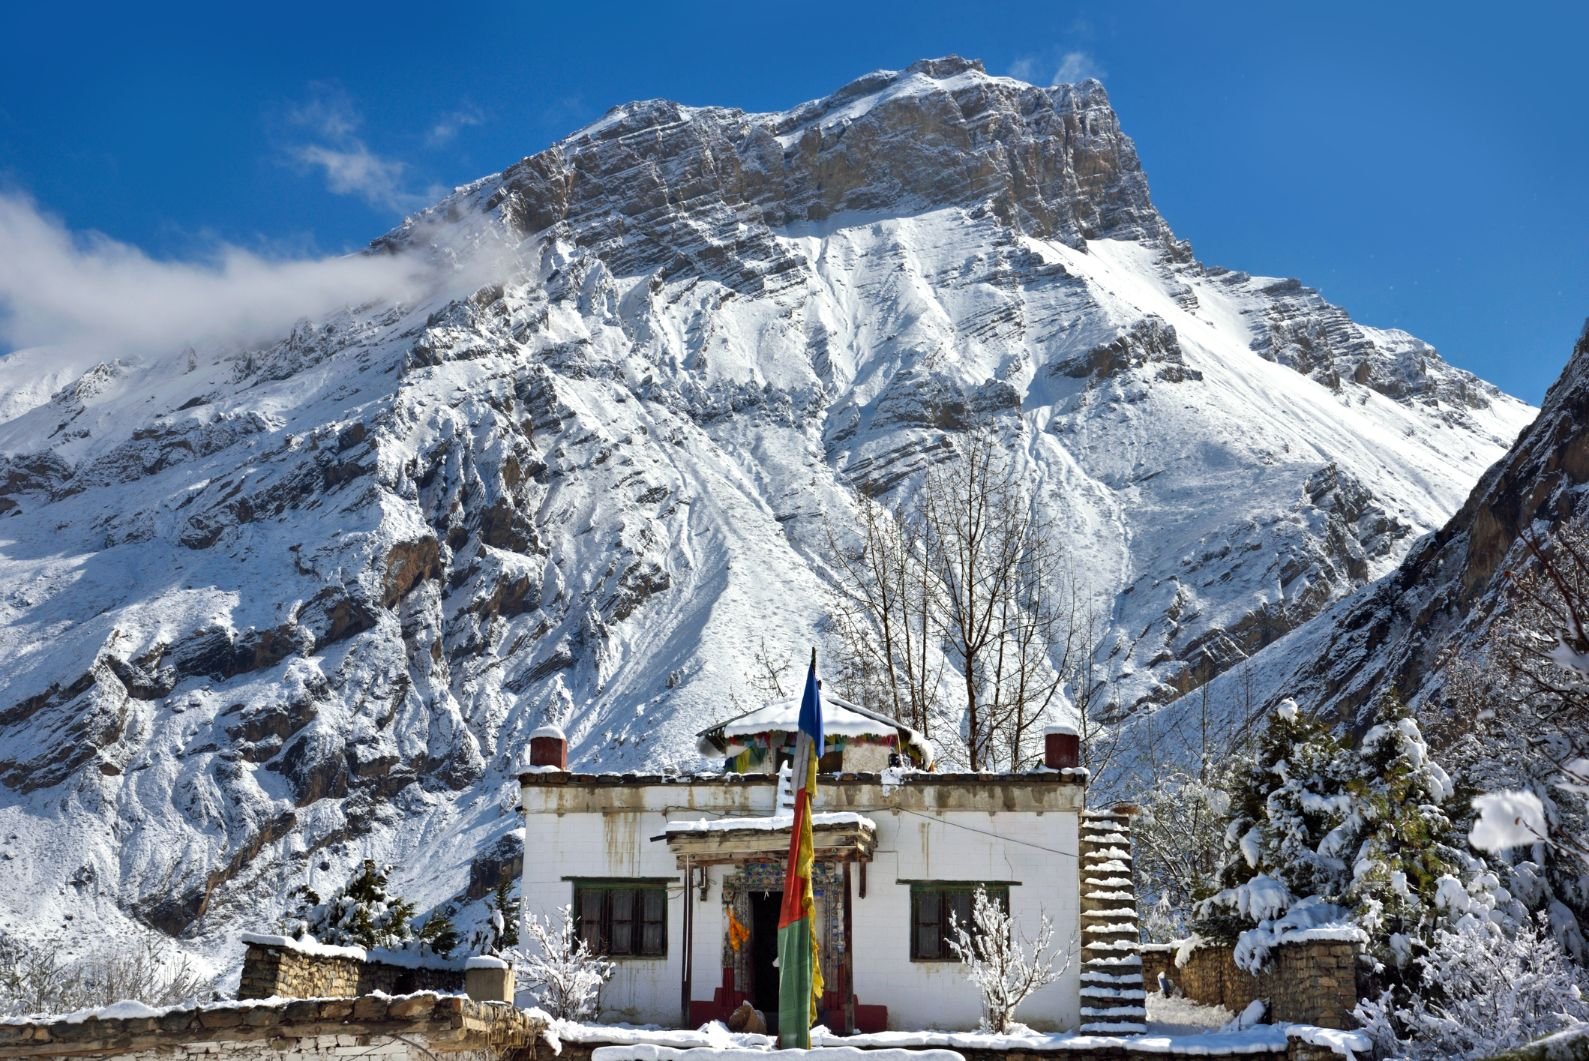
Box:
[1078,807,1147,1035]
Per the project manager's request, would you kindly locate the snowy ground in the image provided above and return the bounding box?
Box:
[547,1018,1334,1057]
[1144,995,1234,1035]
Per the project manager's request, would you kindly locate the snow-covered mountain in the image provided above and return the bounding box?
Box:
[1127,320,1589,752]
[0,57,1533,956]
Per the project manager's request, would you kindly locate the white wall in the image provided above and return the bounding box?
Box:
[521,774,1083,1031]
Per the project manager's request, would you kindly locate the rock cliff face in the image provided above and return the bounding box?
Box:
[1161,322,1589,737]
[455,57,1172,278]
[0,57,1532,953]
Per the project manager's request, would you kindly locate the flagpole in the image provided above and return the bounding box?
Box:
[777,648,824,1047]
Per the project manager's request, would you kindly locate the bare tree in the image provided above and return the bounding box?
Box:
[829,430,1090,770]
[746,636,790,704]
[827,495,942,737]
[0,930,214,1018]
[1422,514,1589,960]
[947,885,1069,1032]
[510,906,613,1021]
[923,432,1082,770]
[1065,599,1118,778]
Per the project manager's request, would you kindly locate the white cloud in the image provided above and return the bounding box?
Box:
[0,191,432,369]
[1008,49,1106,87]
[1054,51,1104,85]
[285,85,427,214]
[426,106,485,148]
[286,87,361,143]
[293,142,421,213]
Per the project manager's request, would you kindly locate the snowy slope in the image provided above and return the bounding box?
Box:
[1104,320,1589,798]
[0,57,1533,961]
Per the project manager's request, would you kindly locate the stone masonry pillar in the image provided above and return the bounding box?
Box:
[1077,805,1147,1034]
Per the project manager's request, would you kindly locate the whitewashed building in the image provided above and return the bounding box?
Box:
[519,702,1140,1034]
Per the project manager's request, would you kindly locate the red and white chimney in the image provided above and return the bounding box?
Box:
[528,724,568,771]
[1043,723,1079,770]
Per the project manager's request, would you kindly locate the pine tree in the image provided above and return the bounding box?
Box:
[1196,697,1501,990]
[1343,697,1465,971]
[488,877,521,951]
[286,859,420,951]
[418,908,460,958]
[1195,700,1355,952]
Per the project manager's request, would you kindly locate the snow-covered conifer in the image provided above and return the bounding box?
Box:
[1197,697,1503,989]
[284,859,456,954]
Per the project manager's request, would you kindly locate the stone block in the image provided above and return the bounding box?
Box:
[388,994,440,1019]
[466,964,516,1004]
[283,999,321,1022]
[244,1005,281,1027]
[318,1000,355,1020]
[352,996,389,1022]
[198,1008,244,1029]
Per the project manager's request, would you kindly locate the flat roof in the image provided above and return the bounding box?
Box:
[519,768,1088,787]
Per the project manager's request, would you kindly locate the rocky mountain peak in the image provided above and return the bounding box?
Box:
[422,55,1174,292]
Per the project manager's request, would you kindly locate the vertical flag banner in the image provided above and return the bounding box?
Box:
[778,649,825,1047]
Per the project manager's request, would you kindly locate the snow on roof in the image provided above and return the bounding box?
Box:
[696,694,932,766]
[240,931,367,962]
[663,812,877,835]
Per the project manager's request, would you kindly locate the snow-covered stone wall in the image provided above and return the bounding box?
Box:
[1140,939,1359,1029]
[521,770,1085,1031]
[238,937,469,1000]
[0,993,545,1059]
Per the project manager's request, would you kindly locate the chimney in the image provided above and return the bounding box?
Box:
[528,724,568,771]
[1043,724,1079,770]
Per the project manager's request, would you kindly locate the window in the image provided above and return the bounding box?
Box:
[573,881,669,957]
[909,883,1009,961]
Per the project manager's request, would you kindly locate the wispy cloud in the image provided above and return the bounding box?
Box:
[0,191,432,368]
[293,142,418,213]
[425,106,485,148]
[285,84,431,214]
[1054,51,1104,84]
[1008,56,1038,83]
[1008,48,1106,86]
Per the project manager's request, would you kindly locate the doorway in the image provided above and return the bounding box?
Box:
[749,890,783,1033]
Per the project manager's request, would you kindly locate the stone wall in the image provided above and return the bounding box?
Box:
[1140,939,1360,1029]
[239,940,467,1000]
[551,1038,1346,1061]
[0,993,545,1059]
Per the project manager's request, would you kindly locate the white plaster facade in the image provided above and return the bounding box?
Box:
[519,770,1086,1032]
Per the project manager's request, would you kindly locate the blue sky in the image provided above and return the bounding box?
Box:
[1,1,1584,402]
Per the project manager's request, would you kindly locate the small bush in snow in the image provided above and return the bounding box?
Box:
[1134,768,1230,942]
[0,930,213,1018]
[510,905,613,1021]
[1354,914,1589,1059]
[946,884,1068,1033]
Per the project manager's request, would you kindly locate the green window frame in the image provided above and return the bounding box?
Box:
[909,882,1010,962]
[572,880,669,958]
